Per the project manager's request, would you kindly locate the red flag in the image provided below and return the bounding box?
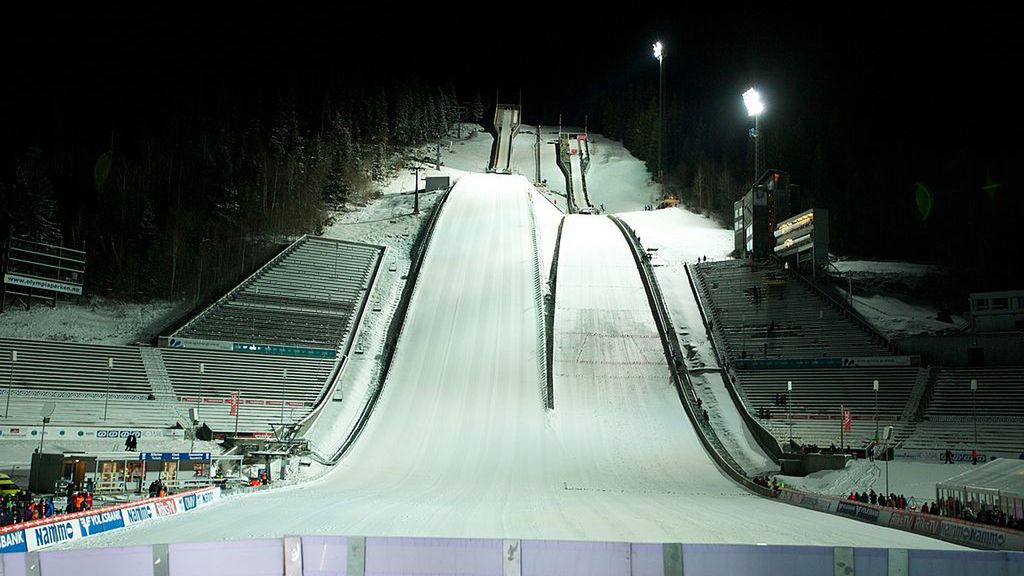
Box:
[842,409,852,432]
[229,392,239,416]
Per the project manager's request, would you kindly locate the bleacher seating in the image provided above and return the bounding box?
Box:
[173,236,384,350]
[0,338,175,428]
[159,348,335,434]
[737,366,921,447]
[695,260,891,360]
[903,367,1024,456]
[692,260,919,448]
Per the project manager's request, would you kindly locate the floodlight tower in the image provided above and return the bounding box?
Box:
[743,87,765,182]
[653,41,664,183]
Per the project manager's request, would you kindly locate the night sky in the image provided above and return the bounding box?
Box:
[9,9,1018,139]
[4,7,1022,287]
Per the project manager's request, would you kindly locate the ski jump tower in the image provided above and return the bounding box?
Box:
[555,127,592,214]
[488,104,521,174]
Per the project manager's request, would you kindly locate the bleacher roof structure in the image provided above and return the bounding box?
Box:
[937,459,1024,501]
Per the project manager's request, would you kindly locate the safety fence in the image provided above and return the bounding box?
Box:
[0,534,1020,575]
[0,485,219,555]
[775,488,1024,552]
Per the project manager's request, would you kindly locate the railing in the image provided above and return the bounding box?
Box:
[543,217,565,409]
[315,181,456,464]
[685,263,785,461]
[608,216,771,494]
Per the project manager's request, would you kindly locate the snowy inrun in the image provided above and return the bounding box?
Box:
[73,174,957,550]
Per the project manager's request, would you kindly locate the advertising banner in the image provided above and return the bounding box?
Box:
[887,510,915,531]
[0,530,27,554]
[140,452,211,462]
[835,501,880,524]
[842,410,851,432]
[77,509,125,537]
[154,498,178,517]
[231,342,337,359]
[121,503,157,527]
[733,357,843,370]
[939,520,1024,551]
[167,337,233,352]
[25,520,79,551]
[840,356,913,367]
[1,487,219,555]
[3,273,83,295]
[912,515,942,536]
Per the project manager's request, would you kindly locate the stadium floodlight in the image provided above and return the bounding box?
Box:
[743,87,764,117]
[743,88,765,181]
[653,41,665,182]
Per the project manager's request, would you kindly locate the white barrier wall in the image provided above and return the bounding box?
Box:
[2,535,1022,576]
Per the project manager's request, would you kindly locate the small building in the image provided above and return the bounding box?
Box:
[424,176,450,192]
[30,451,218,494]
[733,169,800,260]
[969,290,1024,332]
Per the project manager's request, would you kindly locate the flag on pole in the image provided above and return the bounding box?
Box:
[229,391,239,416]
[842,409,852,432]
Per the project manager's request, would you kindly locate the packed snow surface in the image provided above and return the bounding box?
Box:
[73,176,957,550]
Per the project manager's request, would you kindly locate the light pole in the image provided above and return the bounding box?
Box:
[787,380,793,444]
[971,379,978,461]
[742,88,765,183]
[653,41,664,183]
[410,167,421,215]
[196,363,205,420]
[873,379,880,445]
[34,402,56,492]
[103,357,113,421]
[279,368,288,429]
[4,350,15,418]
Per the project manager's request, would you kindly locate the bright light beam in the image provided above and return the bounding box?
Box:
[743,87,764,117]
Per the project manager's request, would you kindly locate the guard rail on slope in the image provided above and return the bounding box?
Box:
[543,217,565,409]
[526,186,549,410]
[685,263,785,462]
[296,245,388,434]
[312,183,457,465]
[607,216,771,496]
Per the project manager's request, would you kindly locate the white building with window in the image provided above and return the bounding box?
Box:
[970,290,1024,332]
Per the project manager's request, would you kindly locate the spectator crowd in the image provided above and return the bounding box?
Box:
[846,489,1023,532]
[2,491,56,526]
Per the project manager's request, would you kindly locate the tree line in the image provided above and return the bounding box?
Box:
[0,82,459,303]
[591,86,1021,293]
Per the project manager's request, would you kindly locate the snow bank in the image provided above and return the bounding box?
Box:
[0,298,180,346]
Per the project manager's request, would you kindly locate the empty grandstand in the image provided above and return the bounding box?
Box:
[170,236,384,355]
[691,260,924,448]
[903,366,1024,457]
[0,338,176,428]
[160,347,335,433]
[163,235,384,434]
